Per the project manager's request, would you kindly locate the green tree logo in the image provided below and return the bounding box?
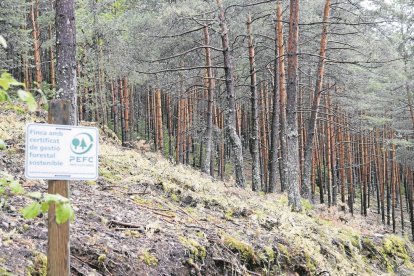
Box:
[70,133,94,154]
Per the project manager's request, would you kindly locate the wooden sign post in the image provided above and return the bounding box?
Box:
[25,100,98,275]
[47,99,71,276]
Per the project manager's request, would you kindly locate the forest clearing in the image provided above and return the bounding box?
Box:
[1,0,414,275]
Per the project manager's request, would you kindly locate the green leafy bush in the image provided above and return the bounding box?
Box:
[0,175,74,224]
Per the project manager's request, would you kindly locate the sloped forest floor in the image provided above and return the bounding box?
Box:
[1,108,414,276]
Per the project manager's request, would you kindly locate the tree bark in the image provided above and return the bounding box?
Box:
[31,0,43,88]
[112,81,119,136]
[338,116,346,211]
[277,1,288,192]
[247,14,261,192]
[260,84,269,191]
[203,26,215,175]
[48,23,56,89]
[285,0,302,211]
[119,79,125,144]
[55,0,77,124]
[216,0,245,187]
[124,78,130,144]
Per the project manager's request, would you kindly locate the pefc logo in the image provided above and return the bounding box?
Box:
[71,133,94,154]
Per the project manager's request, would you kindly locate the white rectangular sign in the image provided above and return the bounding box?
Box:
[25,123,99,180]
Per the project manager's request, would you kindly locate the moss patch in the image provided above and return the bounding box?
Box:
[277,243,290,262]
[258,245,275,266]
[27,252,47,276]
[304,251,317,273]
[139,250,158,266]
[179,236,206,261]
[300,199,313,213]
[380,235,413,272]
[170,193,179,202]
[0,267,13,276]
[222,234,258,264]
[338,228,361,250]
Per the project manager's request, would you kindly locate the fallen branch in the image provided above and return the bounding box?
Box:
[108,220,142,229]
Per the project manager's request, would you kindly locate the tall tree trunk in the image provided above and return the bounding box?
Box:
[155,89,163,152]
[166,94,173,159]
[31,0,43,88]
[56,0,77,124]
[260,84,269,191]
[347,125,354,215]
[374,128,382,215]
[112,81,119,136]
[146,88,150,141]
[176,98,181,163]
[92,75,100,124]
[338,115,346,211]
[247,14,261,191]
[98,46,108,127]
[203,26,215,175]
[123,78,130,144]
[48,23,56,89]
[380,128,386,223]
[315,129,324,204]
[302,0,331,199]
[407,169,414,240]
[277,0,288,192]
[362,134,368,215]
[22,55,30,89]
[330,103,337,206]
[391,140,396,232]
[216,0,245,187]
[285,0,302,211]
[119,79,125,144]
[268,9,280,194]
[325,99,332,207]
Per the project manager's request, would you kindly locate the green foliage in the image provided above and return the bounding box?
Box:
[21,202,41,219]
[0,35,46,109]
[0,71,22,91]
[17,89,37,112]
[0,70,47,111]
[0,139,5,150]
[20,192,75,224]
[55,202,75,224]
[0,174,74,224]
[0,177,26,201]
[21,192,74,224]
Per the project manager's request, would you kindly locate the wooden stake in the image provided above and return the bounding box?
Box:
[47,100,71,276]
